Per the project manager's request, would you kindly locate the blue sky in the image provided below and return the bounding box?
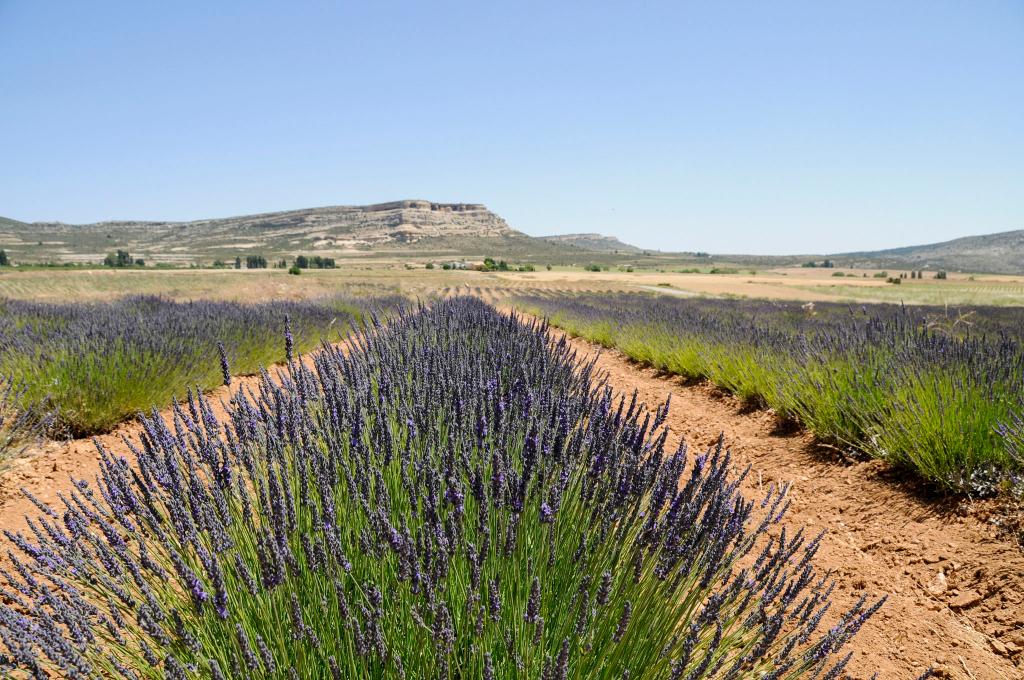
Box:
[1,1,1021,254]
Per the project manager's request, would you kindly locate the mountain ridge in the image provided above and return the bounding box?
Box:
[0,202,1019,273]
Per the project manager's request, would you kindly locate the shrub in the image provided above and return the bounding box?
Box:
[425,262,435,269]
[0,375,46,466]
[0,249,9,266]
[0,295,393,435]
[515,293,1024,493]
[103,249,135,267]
[0,298,876,678]
[289,266,301,275]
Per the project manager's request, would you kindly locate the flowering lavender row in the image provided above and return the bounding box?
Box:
[0,297,877,678]
[0,294,401,437]
[516,293,1024,494]
[0,375,46,464]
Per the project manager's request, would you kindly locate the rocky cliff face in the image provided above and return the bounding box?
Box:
[0,201,515,262]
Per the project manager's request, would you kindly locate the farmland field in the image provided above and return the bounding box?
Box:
[0,298,882,678]
[0,294,399,440]
[0,270,1023,678]
[4,263,1024,306]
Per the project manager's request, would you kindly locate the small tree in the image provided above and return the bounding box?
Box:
[288,265,301,275]
[294,255,309,269]
[104,249,134,267]
[234,256,242,270]
[0,249,8,266]
[935,270,947,280]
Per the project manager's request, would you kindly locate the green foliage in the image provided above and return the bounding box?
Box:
[0,249,9,266]
[246,255,268,269]
[103,249,135,267]
[517,294,1024,493]
[294,255,336,269]
[0,296,385,436]
[288,265,301,275]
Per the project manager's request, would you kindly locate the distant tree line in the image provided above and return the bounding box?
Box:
[293,255,336,269]
[210,254,336,270]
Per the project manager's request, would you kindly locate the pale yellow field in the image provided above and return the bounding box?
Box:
[1,264,1023,306]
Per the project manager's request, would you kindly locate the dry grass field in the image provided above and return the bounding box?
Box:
[3,262,1023,306]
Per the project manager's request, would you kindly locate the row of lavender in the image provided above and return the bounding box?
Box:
[516,293,1024,495]
[0,298,882,678]
[0,295,401,442]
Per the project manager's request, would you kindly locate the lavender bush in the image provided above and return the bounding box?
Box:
[517,293,1024,494]
[0,298,877,678]
[0,375,45,465]
[0,295,399,436]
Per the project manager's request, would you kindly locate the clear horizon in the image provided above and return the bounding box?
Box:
[1,2,1021,255]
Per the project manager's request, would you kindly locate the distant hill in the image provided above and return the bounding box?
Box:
[2,202,1019,274]
[0,201,611,265]
[537,233,644,254]
[832,230,1024,275]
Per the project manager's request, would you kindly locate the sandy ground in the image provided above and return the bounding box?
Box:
[2,326,1023,678]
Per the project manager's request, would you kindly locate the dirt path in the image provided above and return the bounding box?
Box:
[2,325,1023,679]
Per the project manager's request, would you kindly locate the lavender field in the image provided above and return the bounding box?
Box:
[0,298,882,678]
[516,293,1024,494]
[0,295,399,442]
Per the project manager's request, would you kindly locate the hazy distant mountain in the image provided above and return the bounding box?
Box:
[537,233,644,253]
[833,229,1024,274]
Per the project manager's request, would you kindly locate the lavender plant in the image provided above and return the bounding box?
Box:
[0,298,876,678]
[517,293,1024,494]
[0,294,399,436]
[0,375,44,465]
